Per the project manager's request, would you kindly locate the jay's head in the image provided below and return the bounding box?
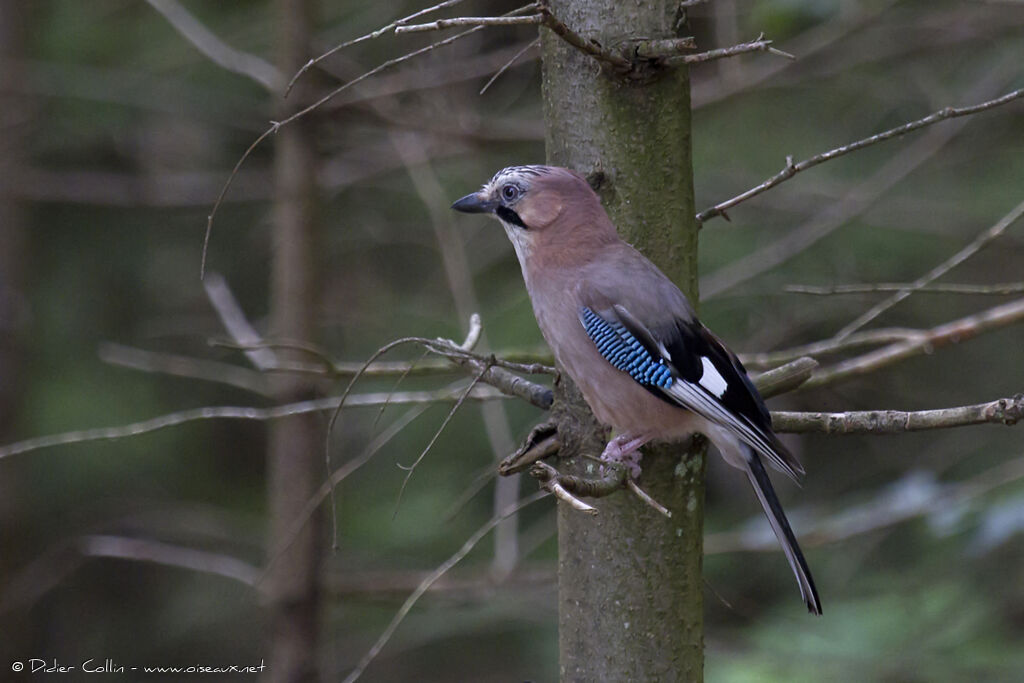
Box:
[451,165,617,260]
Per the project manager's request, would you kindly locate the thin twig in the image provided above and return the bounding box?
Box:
[203,272,277,371]
[322,321,482,546]
[209,338,338,376]
[209,341,552,377]
[394,362,492,515]
[262,400,434,579]
[773,394,1024,434]
[804,297,1024,389]
[145,0,282,91]
[373,348,432,431]
[833,197,1024,339]
[0,388,507,461]
[285,0,471,94]
[626,480,672,518]
[79,535,261,587]
[750,356,818,398]
[441,463,499,521]
[785,282,1024,296]
[341,490,549,683]
[741,327,930,368]
[395,15,543,34]
[696,87,1024,224]
[480,38,539,94]
[98,343,270,395]
[744,294,1024,370]
[671,34,794,65]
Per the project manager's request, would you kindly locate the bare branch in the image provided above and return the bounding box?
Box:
[538,8,632,71]
[0,388,509,461]
[631,37,696,58]
[500,419,559,475]
[145,0,282,91]
[671,34,794,65]
[696,87,1024,224]
[341,491,549,683]
[2,534,262,615]
[805,297,1024,389]
[741,327,931,368]
[79,535,261,587]
[751,356,818,398]
[744,294,1024,371]
[531,462,599,515]
[395,14,543,33]
[203,272,277,371]
[785,282,1024,296]
[773,394,1024,434]
[98,342,270,395]
[210,340,552,378]
[834,197,1024,339]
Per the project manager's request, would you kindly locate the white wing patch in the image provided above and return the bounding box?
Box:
[661,380,799,481]
[699,356,728,398]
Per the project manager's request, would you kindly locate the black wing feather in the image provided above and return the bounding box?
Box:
[584,306,803,480]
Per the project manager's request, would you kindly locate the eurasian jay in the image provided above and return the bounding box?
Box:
[452,164,822,615]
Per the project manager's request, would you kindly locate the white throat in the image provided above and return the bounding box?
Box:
[499,219,534,284]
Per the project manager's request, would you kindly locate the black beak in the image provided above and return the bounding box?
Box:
[451,192,497,214]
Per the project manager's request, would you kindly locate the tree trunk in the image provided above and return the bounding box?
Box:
[540,1,705,680]
[266,0,322,681]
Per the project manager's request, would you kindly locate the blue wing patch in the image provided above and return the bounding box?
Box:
[580,307,674,388]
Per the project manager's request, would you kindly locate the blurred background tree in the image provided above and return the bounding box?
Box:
[1,1,1023,681]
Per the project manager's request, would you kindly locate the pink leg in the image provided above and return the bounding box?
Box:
[600,433,651,479]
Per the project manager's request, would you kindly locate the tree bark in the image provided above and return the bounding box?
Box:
[541,1,705,680]
[266,0,322,681]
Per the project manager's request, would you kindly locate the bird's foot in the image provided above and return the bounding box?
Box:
[600,433,650,480]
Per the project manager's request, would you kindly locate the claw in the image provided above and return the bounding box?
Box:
[600,433,651,479]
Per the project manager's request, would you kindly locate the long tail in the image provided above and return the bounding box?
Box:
[743,449,822,615]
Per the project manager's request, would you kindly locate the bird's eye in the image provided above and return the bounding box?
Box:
[501,184,520,202]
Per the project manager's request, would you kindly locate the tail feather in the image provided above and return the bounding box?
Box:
[743,449,822,615]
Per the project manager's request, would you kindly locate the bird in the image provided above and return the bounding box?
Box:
[451,164,822,615]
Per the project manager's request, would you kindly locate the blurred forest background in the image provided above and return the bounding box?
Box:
[1,0,1023,681]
